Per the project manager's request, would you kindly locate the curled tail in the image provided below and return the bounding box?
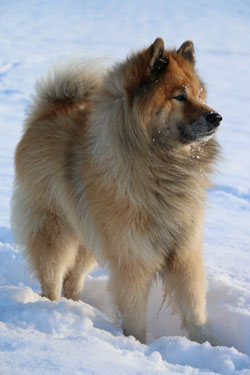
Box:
[29,58,105,115]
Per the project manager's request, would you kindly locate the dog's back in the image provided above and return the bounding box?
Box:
[11,60,104,300]
[12,59,103,215]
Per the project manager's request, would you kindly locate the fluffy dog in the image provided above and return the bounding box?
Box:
[11,37,222,344]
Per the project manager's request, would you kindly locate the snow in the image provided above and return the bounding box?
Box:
[0,0,250,374]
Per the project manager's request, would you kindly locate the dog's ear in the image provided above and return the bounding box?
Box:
[148,38,169,78]
[177,40,195,64]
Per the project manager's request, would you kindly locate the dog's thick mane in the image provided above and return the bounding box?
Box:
[88,59,220,212]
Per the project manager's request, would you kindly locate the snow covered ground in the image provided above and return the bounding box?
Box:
[0,1,250,374]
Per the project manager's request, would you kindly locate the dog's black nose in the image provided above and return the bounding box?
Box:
[204,111,222,127]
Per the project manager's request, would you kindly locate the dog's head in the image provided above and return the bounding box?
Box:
[121,38,222,149]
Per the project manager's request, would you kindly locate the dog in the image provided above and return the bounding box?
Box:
[11,37,222,345]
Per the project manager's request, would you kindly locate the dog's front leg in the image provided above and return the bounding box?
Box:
[163,249,216,345]
[108,259,154,344]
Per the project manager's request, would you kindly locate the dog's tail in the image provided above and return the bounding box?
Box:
[29,58,105,114]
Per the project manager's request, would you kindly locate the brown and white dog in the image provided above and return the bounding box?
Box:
[11,37,222,345]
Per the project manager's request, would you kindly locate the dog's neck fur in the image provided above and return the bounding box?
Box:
[86,67,220,213]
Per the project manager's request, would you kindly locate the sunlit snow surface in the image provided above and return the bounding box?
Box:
[0,1,250,374]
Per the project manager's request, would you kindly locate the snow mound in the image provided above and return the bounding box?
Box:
[0,234,250,375]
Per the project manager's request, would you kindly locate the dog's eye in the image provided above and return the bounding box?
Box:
[174,95,186,102]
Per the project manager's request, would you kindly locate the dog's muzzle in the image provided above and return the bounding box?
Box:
[179,111,223,143]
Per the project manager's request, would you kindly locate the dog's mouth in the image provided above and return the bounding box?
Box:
[179,116,221,144]
[195,128,217,142]
[180,128,217,144]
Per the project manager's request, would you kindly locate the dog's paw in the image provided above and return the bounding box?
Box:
[188,324,217,346]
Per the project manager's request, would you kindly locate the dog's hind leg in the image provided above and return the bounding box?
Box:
[26,209,79,301]
[63,245,97,301]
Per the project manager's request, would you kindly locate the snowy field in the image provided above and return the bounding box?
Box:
[0,1,250,374]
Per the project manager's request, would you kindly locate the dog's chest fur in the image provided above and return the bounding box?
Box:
[83,141,216,267]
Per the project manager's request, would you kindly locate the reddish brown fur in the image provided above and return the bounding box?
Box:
[11,38,221,345]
